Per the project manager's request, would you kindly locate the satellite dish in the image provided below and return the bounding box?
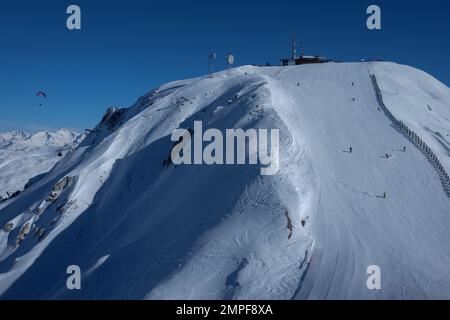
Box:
[227,54,235,65]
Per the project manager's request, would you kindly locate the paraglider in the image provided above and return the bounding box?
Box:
[36,91,47,106]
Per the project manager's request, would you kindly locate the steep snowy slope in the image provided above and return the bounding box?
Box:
[0,130,83,202]
[0,62,449,299]
[371,63,450,173]
[277,63,450,299]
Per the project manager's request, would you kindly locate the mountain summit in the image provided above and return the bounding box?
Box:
[0,62,449,299]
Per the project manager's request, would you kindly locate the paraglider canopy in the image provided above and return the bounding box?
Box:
[36,91,47,98]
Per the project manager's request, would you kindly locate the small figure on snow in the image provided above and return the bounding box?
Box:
[349,147,353,153]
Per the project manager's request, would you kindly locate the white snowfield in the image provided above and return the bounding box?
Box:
[0,62,449,299]
[0,129,83,201]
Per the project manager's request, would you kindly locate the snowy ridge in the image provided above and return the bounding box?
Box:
[370,73,450,197]
[0,131,30,143]
[0,62,449,299]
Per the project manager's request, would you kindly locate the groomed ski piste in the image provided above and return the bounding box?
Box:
[0,61,449,299]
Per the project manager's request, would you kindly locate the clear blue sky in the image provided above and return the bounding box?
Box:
[1,0,449,132]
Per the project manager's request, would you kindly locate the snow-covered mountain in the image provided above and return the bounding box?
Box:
[0,129,83,202]
[0,62,449,299]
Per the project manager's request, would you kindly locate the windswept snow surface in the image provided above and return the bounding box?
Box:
[0,129,83,201]
[0,62,449,299]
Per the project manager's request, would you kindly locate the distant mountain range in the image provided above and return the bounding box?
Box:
[0,129,84,201]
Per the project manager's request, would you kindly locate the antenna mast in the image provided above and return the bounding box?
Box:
[208,52,216,78]
[291,34,297,59]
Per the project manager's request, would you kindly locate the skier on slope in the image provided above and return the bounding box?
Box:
[349,147,353,153]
